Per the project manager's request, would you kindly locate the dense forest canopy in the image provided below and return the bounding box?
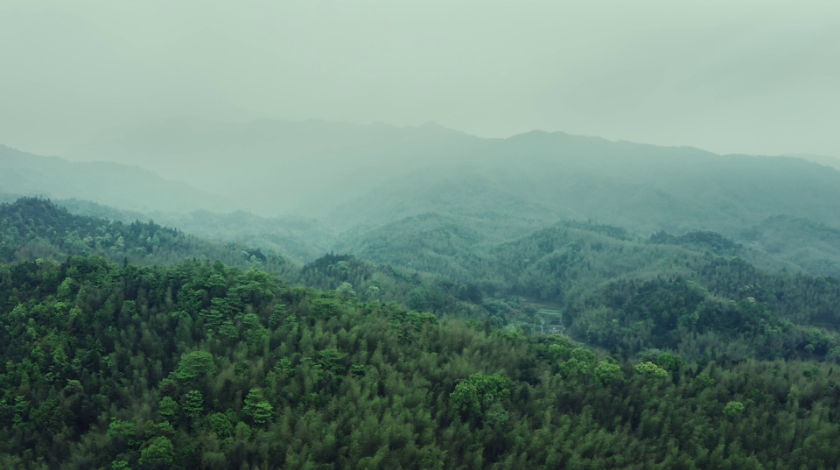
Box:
[3,254,840,469]
[1,197,840,468]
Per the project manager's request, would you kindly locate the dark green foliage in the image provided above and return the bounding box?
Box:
[622,277,707,334]
[351,213,840,362]
[4,196,840,467]
[0,256,839,467]
[207,412,233,438]
[139,437,174,467]
[649,230,743,255]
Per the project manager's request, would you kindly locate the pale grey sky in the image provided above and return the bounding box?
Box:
[1,0,838,158]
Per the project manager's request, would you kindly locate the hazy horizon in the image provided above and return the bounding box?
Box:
[4,117,840,164]
[2,0,839,160]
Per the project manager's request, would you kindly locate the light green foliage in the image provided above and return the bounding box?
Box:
[107,419,137,439]
[559,358,589,378]
[242,313,262,328]
[634,362,669,382]
[64,379,83,394]
[593,361,624,386]
[269,303,287,329]
[12,396,28,429]
[219,320,239,339]
[723,401,746,418]
[155,421,175,436]
[571,348,597,367]
[202,298,229,329]
[694,372,716,389]
[275,357,294,376]
[157,396,179,418]
[316,349,345,373]
[183,390,204,418]
[57,277,76,300]
[111,460,131,470]
[365,285,380,299]
[484,402,510,426]
[310,298,343,319]
[244,325,270,351]
[139,437,174,466]
[559,348,597,379]
[336,281,356,297]
[51,345,68,368]
[173,351,216,381]
[9,304,27,321]
[243,388,273,424]
[803,365,821,380]
[548,343,571,361]
[655,352,685,372]
[450,373,511,422]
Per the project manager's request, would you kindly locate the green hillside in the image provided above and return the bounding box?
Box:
[2,253,840,469]
[2,197,840,467]
[33,196,840,364]
[0,199,481,320]
[0,198,287,273]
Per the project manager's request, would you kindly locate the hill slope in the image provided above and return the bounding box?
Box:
[315,131,840,237]
[0,144,227,213]
[2,255,839,468]
[0,198,286,271]
[64,121,840,237]
[30,122,840,277]
[0,198,483,318]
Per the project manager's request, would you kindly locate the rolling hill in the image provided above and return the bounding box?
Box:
[0,144,228,213]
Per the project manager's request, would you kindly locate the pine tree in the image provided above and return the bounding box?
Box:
[158,396,179,418]
[243,388,273,424]
[183,390,204,418]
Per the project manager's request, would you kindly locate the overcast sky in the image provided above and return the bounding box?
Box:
[1,0,838,158]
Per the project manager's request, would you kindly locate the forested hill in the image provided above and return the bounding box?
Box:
[13,123,840,278]
[14,196,840,366]
[3,197,840,467]
[311,131,840,235]
[0,144,227,213]
[0,198,482,319]
[339,214,840,363]
[56,198,336,265]
[0,198,287,272]
[60,121,840,238]
[11,197,840,368]
[2,255,840,469]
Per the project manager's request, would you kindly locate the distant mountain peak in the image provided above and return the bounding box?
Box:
[783,153,840,171]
